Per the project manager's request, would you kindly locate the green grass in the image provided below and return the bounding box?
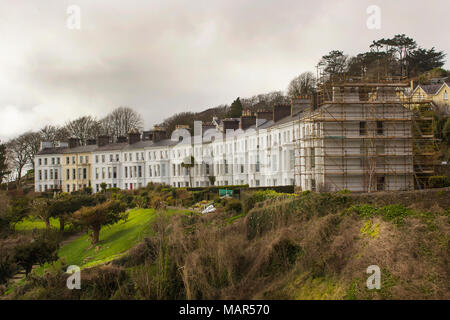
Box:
[14,217,61,231]
[36,208,193,272]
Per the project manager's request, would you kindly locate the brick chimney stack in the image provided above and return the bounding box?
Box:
[128,130,141,145]
[97,135,110,147]
[273,104,291,122]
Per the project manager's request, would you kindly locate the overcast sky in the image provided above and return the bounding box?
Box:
[0,0,449,142]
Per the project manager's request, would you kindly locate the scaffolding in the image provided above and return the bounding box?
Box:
[293,74,438,192]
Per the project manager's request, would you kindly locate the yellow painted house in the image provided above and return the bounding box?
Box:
[409,82,450,110]
[61,142,97,193]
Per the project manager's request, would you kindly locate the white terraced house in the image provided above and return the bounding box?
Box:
[35,81,432,193]
[34,142,67,192]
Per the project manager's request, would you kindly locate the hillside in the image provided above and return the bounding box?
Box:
[3,187,449,300]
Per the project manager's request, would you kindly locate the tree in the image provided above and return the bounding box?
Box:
[181,156,195,187]
[48,194,98,232]
[407,48,446,76]
[39,125,69,145]
[101,107,143,138]
[443,117,450,144]
[65,116,102,145]
[287,72,317,97]
[228,98,243,118]
[7,135,29,185]
[319,50,348,79]
[21,132,42,170]
[31,198,52,229]
[0,142,10,184]
[71,200,127,245]
[370,34,417,76]
[13,236,59,276]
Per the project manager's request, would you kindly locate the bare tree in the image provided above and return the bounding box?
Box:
[21,132,42,170]
[100,106,143,138]
[39,125,70,145]
[65,116,102,145]
[287,72,317,98]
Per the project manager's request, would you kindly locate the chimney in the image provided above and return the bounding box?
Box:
[128,130,141,144]
[152,126,166,142]
[86,139,96,145]
[222,119,239,131]
[68,137,80,148]
[290,96,312,115]
[97,135,110,147]
[240,114,256,130]
[142,131,152,141]
[273,104,291,122]
[39,141,53,151]
[256,110,273,121]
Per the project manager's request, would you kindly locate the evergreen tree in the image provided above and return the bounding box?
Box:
[228,97,243,118]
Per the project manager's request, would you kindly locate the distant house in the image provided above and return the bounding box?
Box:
[409,82,450,112]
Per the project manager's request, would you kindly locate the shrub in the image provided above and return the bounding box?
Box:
[224,199,242,213]
[428,176,450,188]
[242,190,297,213]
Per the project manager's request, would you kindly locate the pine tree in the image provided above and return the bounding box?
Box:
[228,97,243,118]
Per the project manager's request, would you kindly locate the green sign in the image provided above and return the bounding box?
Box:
[219,189,233,196]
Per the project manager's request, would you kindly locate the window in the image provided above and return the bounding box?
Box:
[38,170,42,180]
[311,179,316,191]
[66,157,70,164]
[95,168,99,179]
[376,121,383,135]
[95,155,99,163]
[66,169,70,180]
[79,156,83,163]
[102,155,105,163]
[72,156,75,164]
[38,159,42,166]
[377,176,385,191]
[55,169,58,180]
[72,169,76,180]
[44,158,48,165]
[444,90,448,100]
[359,121,367,135]
[310,148,315,168]
[83,168,87,179]
[289,150,295,170]
[85,156,88,163]
[113,167,117,179]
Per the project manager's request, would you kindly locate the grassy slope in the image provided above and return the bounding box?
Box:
[42,208,192,270]
[15,217,61,231]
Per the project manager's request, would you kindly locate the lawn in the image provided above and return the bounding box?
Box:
[15,217,61,231]
[52,208,192,269]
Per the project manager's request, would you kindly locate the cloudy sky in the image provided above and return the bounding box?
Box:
[0,0,449,142]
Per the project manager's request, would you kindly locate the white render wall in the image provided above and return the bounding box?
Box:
[34,154,62,192]
[35,102,416,194]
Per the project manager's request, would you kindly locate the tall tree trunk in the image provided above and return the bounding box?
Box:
[92,225,101,244]
[45,218,50,229]
[59,216,65,232]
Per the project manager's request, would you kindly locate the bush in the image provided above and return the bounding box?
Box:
[224,199,242,213]
[428,175,450,188]
[242,190,297,213]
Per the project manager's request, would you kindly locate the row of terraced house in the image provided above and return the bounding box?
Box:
[35,81,431,193]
